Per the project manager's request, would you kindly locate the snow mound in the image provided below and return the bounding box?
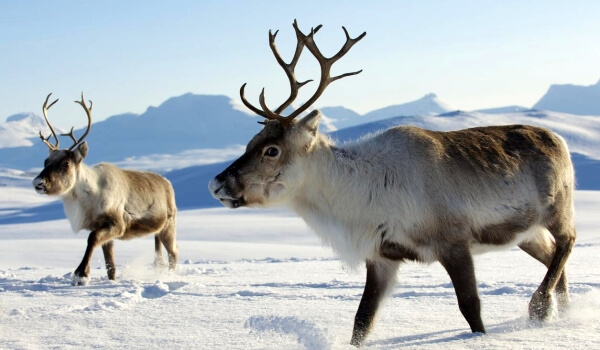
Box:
[245,315,331,350]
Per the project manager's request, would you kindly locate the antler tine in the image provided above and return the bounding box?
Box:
[240,21,364,126]
[60,126,78,144]
[40,93,60,151]
[330,26,367,64]
[240,83,271,118]
[240,20,324,123]
[269,20,322,115]
[39,131,56,150]
[287,24,366,121]
[258,88,288,122]
[68,92,93,151]
[239,84,288,123]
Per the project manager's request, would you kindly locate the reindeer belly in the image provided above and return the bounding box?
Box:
[120,214,167,239]
[470,226,537,255]
[119,203,169,240]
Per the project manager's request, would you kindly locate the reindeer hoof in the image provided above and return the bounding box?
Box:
[72,274,90,286]
[350,333,366,348]
[350,339,363,348]
[528,291,555,320]
[153,259,168,271]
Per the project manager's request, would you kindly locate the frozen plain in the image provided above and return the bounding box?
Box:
[0,183,599,349]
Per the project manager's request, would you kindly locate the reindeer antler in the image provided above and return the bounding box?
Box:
[240,20,366,126]
[62,92,93,151]
[39,93,60,151]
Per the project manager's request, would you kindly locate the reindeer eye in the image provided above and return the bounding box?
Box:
[264,147,279,157]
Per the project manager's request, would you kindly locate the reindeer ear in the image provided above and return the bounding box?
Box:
[292,110,322,152]
[73,141,88,163]
[297,110,322,135]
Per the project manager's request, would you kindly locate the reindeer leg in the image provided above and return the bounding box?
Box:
[528,221,575,320]
[439,244,485,333]
[519,229,569,313]
[73,230,100,286]
[153,235,166,269]
[351,259,399,347]
[157,219,178,272]
[102,240,116,280]
[73,217,123,286]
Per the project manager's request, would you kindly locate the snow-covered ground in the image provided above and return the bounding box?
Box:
[0,183,599,349]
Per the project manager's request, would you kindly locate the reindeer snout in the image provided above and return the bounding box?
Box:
[33,177,47,194]
[208,177,244,209]
[208,178,222,196]
[208,177,227,199]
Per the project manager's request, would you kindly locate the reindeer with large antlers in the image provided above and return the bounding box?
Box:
[33,93,178,286]
[209,21,576,346]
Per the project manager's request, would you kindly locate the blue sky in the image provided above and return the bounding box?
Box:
[1,0,599,127]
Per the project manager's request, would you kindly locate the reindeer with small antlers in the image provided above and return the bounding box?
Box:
[33,93,178,286]
[209,21,576,346]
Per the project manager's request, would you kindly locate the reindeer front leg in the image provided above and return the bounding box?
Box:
[351,259,399,347]
[73,219,123,286]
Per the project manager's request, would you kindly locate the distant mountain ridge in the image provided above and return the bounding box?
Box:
[0,113,60,149]
[361,93,454,123]
[534,79,600,115]
[0,92,457,170]
[3,77,600,171]
[323,93,455,129]
[319,106,361,129]
[0,94,261,169]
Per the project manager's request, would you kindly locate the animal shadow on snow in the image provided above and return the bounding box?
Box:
[368,318,541,348]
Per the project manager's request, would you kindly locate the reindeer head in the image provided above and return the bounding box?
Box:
[209,20,365,208]
[33,93,93,196]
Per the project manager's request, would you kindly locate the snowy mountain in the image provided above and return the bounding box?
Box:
[0,94,261,170]
[321,94,456,129]
[320,106,362,129]
[0,113,62,149]
[2,87,600,176]
[533,78,600,115]
[0,93,450,170]
[358,93,454,125]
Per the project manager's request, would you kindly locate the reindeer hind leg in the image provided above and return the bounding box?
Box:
[153,235,167,270]
[157,218,178,272]
[528,196,576,320]
[519,228,569,313]
[102,240,116,280]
